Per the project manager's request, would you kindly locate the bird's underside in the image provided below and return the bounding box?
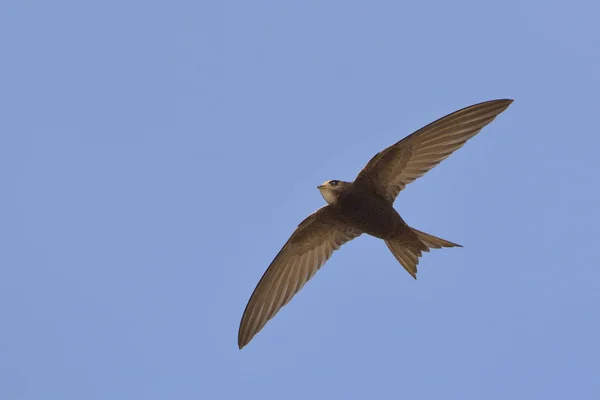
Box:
[238,99,513,349]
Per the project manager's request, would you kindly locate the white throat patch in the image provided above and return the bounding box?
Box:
[320,188,338,205]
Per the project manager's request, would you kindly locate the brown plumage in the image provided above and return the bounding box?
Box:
[238,99,513,349]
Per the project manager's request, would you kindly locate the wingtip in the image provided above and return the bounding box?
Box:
[481,98,513,108]
[496,98,514,108]
[238,334,247,350]
[237,330,246,349]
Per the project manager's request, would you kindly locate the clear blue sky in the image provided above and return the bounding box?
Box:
[2,1,599,399]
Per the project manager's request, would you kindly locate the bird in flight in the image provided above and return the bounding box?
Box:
[238,99,513,349]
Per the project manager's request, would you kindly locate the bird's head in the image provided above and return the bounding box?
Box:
[317,180,351,205]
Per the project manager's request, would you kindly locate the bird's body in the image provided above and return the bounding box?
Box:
[326,182,406,239]
[238,99,513,349]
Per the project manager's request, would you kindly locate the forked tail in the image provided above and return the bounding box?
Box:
[385,227,462,279]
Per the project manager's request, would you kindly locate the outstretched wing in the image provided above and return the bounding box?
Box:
[238,206,361,349]
[355,99,513,203]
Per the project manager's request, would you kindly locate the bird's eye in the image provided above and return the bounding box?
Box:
[330,180,339,186]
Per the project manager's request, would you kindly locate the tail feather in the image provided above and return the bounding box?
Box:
[385,227,461,279]
[411,228,462,249]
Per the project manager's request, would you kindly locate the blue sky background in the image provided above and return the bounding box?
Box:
[2,1,599,399]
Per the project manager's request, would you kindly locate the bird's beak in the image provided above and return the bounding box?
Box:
[317,185,325,189]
